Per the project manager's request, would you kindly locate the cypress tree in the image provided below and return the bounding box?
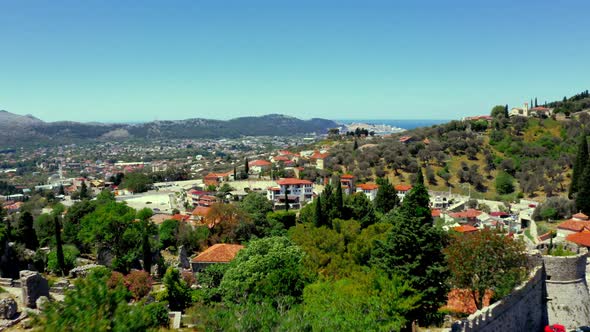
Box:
[54,215,66,276]
[285,190,289,212]
[353,139,358,150]
[244,158,249,178]
[314,196,323,227]
[534,97,538,107]
[80,181,88,199]
[401,168,432,223]
[142,220,153,273]
[335,177,343,215]
[374,178,399,214]
[576,165,590,214]
[570,136,588,198]
[233,166,237,180]
[371,168,448,325]
[414,167,425,186]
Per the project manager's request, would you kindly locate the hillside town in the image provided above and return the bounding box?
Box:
[3,98,590,330]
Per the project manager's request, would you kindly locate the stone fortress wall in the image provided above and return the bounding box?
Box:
[451,265,547,332]
[544,248,590,329]
[452,246,590,332]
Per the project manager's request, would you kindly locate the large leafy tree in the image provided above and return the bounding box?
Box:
[444,229,527,310]
[78,201,142,272]
[220,236,307,305]
[120,172,152,193]
[495,171,515,195]
[346,192,377,228]
[162,267,193,311]
[302,271,420,331]
[371,169,448,325]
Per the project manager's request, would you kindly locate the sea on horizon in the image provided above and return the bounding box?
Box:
[337,119,451,130]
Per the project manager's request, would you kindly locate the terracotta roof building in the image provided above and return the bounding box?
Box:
[453,225,479,233]
[566,230,590,247]
[191,244,244,272]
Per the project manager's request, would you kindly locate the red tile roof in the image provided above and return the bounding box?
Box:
[557,219,590,232]
[310,151,329,159]
[171,214,190,222]
[273,155,291,162]
[453,225,479,233]
[449,209,482,219]
[566,230,590,247]
[573,212,589,220]
[249,160,272,167]
[394,184,412,192]
[192,206,211,217]
[431,209,442,218]
[357,183,379,190]
[191,244,244,263]
[399,136,413,143]
[341,174,355,179]
[276,178,313,185]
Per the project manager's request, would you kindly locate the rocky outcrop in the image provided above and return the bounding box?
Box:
[35,296,49,311]
[20,270,49,309]
[69,264,101,278]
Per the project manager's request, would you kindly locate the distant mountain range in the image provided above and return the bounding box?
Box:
[0,111,337,146]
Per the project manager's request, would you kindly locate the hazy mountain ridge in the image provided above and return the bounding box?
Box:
[0,111,337,145]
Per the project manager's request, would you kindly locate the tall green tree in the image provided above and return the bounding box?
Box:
[162,267,192,311]
[374,178,399,214]
[576,164,590,214]
[137,208,155,272]
[54,215,66,276]
[314,197,324,227]
[346,192,377,228]
[13,211,38,249]
[79,181,89,199]
[335,178,344,216]
[371,169,448,325]
[284,190,289,212]
[244,158,249,178]
[570,135,588,198]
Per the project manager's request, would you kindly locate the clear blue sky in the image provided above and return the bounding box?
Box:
[1,0,589,122]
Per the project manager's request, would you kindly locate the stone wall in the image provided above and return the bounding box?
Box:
[543,249,590,329]
[451,266,547,332]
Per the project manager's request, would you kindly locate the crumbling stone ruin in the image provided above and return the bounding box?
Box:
[20,270,49,309]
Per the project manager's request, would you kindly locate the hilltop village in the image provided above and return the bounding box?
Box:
[1,92,590,330]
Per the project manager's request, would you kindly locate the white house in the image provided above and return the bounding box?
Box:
[267,178,314,210]
[356,183,379,201]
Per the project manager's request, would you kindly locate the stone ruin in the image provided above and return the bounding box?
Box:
[178,245,190,269]
[0,297,17,319]
[20,270,49,309]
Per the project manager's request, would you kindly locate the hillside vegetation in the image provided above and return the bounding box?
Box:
[321,98,590,201]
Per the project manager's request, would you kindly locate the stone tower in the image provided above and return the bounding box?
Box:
[543,246,590,329]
